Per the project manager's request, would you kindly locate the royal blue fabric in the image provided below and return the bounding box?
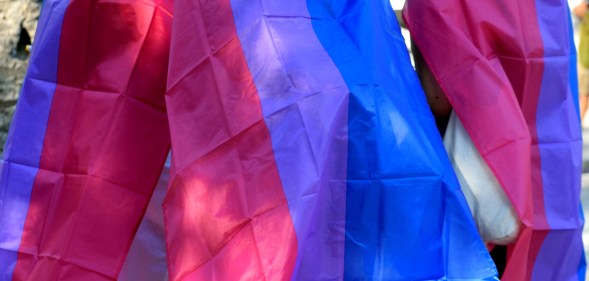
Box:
[307,0,498,279]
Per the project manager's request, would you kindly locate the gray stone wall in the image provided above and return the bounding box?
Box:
[0,0,40,151]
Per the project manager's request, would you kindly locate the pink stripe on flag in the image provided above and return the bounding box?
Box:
[163,0,298,279]
[12,1,173,279]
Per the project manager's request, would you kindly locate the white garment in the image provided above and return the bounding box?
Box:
[444,112,520,245]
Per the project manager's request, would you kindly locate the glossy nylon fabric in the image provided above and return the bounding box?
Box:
[0,0,174,279]
[0,0,68,279]
[229,0,498,278]
[188,0,501,278]
[229,0,349,279]
[404,0,584,280]
[305,0,496,279]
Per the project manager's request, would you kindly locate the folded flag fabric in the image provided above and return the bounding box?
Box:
[404,0,585,280]
[0,0,497,280]
[118,154,170,281]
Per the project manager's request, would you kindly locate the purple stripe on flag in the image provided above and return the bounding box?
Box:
[229,0,350,279]
[535,33,582,230]
[532,230,584,281]
[532,1,583,279]
[0,0,68,278]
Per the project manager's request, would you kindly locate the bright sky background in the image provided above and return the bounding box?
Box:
[390,0,406,10]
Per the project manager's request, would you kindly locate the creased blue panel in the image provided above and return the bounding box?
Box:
[306,0,498,279]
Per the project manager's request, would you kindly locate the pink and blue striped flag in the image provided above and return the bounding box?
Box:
[0,0,498,279]
[404,0,585,280]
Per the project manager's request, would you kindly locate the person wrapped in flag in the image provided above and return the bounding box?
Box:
[404,0,585,280]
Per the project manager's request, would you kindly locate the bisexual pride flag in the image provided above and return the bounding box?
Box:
[405,0,585,280]
[0,0,174,279]
[1,0,499,279]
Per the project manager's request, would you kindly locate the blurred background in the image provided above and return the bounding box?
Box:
[0,0,40,149]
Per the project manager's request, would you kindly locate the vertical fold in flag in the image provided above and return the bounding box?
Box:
[0,0,174,279]
[164,0,496,279]
[118,154,170,281]
[404,0,584,279]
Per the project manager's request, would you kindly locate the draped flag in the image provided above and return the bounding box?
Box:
[0,0,173,279]
[0,0,499,280]
[164,0,496,279]
[404,0,585,280]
